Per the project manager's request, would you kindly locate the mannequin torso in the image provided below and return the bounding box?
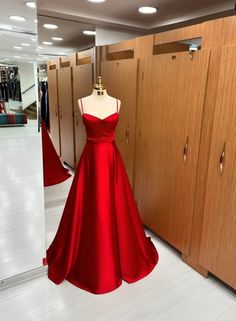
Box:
[78,89,121,119]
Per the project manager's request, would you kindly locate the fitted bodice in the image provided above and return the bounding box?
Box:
[82,112,119,143]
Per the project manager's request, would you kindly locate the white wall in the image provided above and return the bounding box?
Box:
[95,27,141,46]
[18,62,37,109]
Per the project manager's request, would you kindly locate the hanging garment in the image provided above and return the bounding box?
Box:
[41,120,71,187]
[41,82,50,130]
[46,99,159,294]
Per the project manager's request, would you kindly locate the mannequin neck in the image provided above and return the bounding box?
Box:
[92,88,108,96]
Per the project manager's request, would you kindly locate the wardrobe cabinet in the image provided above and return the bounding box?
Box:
[199,46,236,289]
[48,69,60,155]
[101,59,138,186]
[57,67,75,168]
[134,51,210,255]
[73,64,93,166]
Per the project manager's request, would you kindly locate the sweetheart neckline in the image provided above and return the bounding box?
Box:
[82,112,119,121]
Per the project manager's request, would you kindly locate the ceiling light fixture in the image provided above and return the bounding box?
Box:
[21,43,30,46]
[88,0,106,2]
[0,25,13,30]
[14,56,21,58]
[43,24,58,30]
[138,7,157,14]
[51,37,63,41]
[25,1,36,8]
[31,38,36,42]
[14,46,22,50]
[9,16,26,22]
[42,41,53,45]
[83,30,96,35]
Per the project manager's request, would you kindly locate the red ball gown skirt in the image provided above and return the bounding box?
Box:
[41,120,71,187]
[46,111,158,294]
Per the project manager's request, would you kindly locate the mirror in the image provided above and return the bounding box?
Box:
[0,7,46,286]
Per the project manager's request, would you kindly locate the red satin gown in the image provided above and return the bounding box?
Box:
[46,99,159,294]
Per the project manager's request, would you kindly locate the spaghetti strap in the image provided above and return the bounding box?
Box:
[80,99,84,114]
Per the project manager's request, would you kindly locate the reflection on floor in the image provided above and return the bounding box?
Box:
[1,175,234,321]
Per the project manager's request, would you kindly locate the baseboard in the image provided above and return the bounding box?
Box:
[0,266,48,291]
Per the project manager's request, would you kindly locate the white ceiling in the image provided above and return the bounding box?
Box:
[37,0,235,31]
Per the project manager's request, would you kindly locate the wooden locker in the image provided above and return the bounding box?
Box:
[57,67,75,168]
[73,64,93,165]
[101,59,138,186]
[134,50,210,255]
[199,46,236,289]
[48,69,60,155]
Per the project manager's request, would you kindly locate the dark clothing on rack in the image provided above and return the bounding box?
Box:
[40,81,50,130]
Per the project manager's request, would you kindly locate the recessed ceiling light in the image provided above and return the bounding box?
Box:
[0,25,13,30]
[138,7,157,14]
[21,43,30,46]
[9,16,26,22]
[83,30,96,35]
[35,19,38,23]
[35,49,39,51]
[43,24,58,30]
[51,37,63,41]
[42,41,53,45]
[14,56,21,58]
[38,46,43,49]
[87,0,106,2]
[14,46,22,50]
[31,38,37,42]
[25,1,36,8]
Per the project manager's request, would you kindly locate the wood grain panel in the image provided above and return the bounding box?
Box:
[134,51,210,255]
[47,69,60,155]
[107,39,134,53]
[57,67,75,168]
[154,24,203,45]
[199,46,236,289]
[101,59,138,187]
[73,64,93,166]
[134,35,154,59]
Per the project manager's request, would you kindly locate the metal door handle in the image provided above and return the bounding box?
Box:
[183,136,189,163]
[219,143,226,174]
[126,124,130,143]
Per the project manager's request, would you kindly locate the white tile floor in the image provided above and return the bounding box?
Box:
[0,120,45,280]
[1,174,235,321]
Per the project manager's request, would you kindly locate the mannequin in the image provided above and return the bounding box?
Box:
[78,77,121,119]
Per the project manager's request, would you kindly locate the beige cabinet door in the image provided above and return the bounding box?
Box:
[135,50,210,255]
[73,64,93,166]
[199,46,236,289]
[101,59,138,187]
[58,67,75,168]
[48,69,60,155]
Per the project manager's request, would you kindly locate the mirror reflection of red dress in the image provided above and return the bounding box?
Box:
[46,100,159,294]
[41,120,71,187]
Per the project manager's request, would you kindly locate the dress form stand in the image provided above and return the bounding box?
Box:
[78,76,120,118]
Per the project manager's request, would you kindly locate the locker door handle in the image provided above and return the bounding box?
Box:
[59,106,62,120]
[183,136,189,163]
[125,124,130,144]
[219,143,226,174]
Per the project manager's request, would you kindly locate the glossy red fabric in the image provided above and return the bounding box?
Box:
[41,120,71,187]
[46,109,158,294]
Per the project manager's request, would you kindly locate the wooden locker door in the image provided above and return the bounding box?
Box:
[48,69,60,155]
[73,64,93,165]
[135,51,210,255]
[101,59,138,186]
[199,46,236,289]
[58,67,75,168]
